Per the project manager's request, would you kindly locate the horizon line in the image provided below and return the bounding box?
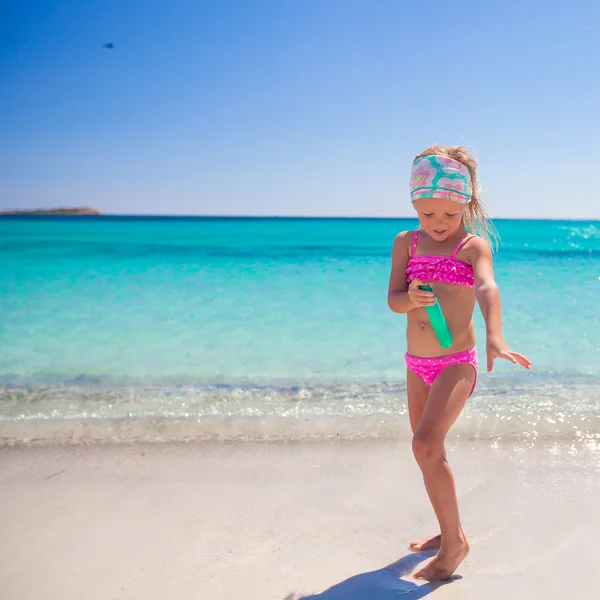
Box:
[1,213,598,222]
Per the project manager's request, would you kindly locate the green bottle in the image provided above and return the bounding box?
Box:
[419,284,453,349]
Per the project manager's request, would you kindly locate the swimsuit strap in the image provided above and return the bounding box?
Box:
[411,230,419,257]
[451,234,476,259]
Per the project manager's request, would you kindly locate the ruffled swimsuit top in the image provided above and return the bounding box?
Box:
[406,231,476,289]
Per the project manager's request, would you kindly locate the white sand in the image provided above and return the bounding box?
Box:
[1,439,600,599]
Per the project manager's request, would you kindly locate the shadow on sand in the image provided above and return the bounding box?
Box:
[285,551,459,599]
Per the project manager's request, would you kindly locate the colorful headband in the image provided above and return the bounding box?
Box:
[410,155,472,204]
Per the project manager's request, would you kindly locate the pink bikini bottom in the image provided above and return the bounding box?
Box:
[405,347,478,396]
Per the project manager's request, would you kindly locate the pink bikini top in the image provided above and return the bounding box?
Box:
[406,231,476,289]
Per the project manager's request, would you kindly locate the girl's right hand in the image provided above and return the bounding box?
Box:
[407,278,436,308]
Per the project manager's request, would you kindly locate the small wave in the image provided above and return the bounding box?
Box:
[2,379,600,445]
[5,242,599,261]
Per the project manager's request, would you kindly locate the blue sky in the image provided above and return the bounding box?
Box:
[1,0,599,218]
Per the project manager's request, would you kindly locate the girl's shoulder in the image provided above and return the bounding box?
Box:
[394,230,414,243]
[392,229,415,251]
[461,235,493,263]
[464,234,490,251]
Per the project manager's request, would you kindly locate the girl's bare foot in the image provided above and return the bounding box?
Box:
[413,535,470,581]
[409,534,441,552]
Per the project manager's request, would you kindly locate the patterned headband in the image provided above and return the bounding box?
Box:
[410,155,472,204]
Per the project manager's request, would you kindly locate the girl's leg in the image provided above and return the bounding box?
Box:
[406,369,442,552]
[411,363,475,581]
[407,367,430,432]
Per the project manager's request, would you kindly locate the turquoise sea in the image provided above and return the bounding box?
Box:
[1,216,599,443]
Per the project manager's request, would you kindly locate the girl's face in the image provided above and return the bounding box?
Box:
[413,197,467,241]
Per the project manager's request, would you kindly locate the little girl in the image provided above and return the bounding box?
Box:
[387,145,531,581]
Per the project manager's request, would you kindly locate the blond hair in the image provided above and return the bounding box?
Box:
[414,145,499,250]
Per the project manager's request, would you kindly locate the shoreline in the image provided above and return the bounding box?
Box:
[2,438,599,599]
[3,410,600,447]
[3,376,600,447]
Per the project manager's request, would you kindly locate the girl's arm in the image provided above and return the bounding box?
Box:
[387,231,434,313]
[470,239,532,372]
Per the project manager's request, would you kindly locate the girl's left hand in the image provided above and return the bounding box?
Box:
[486,337,532,372]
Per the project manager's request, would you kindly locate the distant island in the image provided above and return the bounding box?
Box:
[0,206,101,215]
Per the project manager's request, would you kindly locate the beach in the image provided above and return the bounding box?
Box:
[2,438,600,600]
[4,0,600,596]
[1,216,599,598]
